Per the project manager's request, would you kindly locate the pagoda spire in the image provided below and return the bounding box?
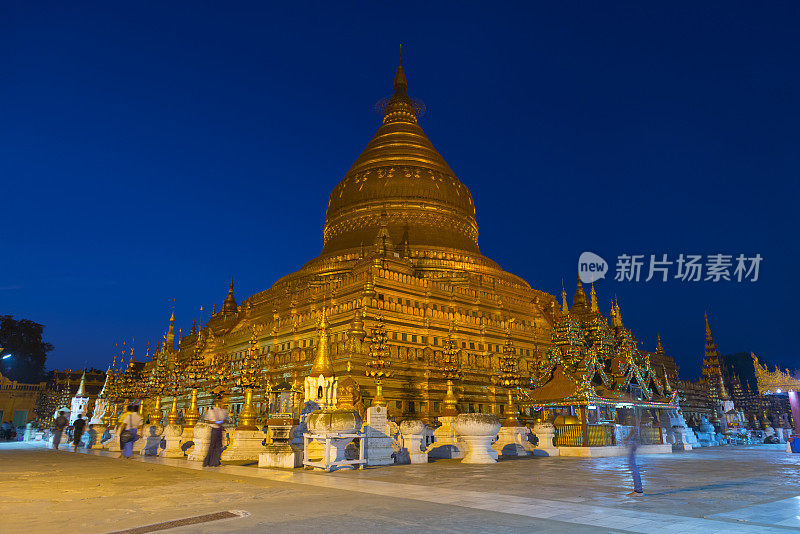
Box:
[656,334,664,355]
[571,275,589,312]
[223,278,237,315]
[590,283,599,312]
[704,312,719,359]
[310,308,334,377]
[561,284,568,314]
[304,307,338,408]
[383,49,417,125]
[394,44,407,92]
[702,312,730,401]
[662,364,673,394]
[166,310,175,350]
[75,371,87,397]
[98,366,111,397]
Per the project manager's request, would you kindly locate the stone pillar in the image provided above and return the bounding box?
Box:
[107,428,122,452]
[492,426,534,457]
[671,425,693,451]
[426,415,463,459]
[159,423,185,458]
[133,424,153,454]
[364,406,394,466]
[141,425,163,456]
[396,420,428,464]
[90,424,108,449]
[259,424,302,468]
[452,414,501,464]
[220,429,266,462]
[579,406,589,447]
[187,422,212,462]
[531,421,560,457]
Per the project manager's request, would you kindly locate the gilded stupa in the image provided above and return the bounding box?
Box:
[164,57,560,421]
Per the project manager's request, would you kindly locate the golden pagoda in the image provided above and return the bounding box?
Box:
[159,57,560,422]
[142,57,687,438]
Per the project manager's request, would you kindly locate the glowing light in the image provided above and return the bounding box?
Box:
[1,354,10,360]
[777,389,782,393]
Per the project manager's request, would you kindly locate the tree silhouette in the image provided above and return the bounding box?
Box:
[0,315,53,383]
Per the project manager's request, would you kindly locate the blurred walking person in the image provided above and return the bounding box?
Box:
[117,405,143,459]
[72,414,86,451]
[52,412,68,450]
[203,397,228,467]
[625,427,644,495]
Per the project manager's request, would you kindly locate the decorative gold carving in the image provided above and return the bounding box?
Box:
[753,352,800,393]
[366,315,392,407]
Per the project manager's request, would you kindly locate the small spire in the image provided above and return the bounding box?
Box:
[590,282,598,312]
[656,334,664,354]
[75,371,87,397]
[166,310,176,349]
[310,308,334,377]
[98,367,110,398]
[704,311,713,342]
[394,45,407,93]
[662,365,672,393]
[223,278,238,315]
[561,284,568,313]
[571,274,588,311]
[374,209,393,254]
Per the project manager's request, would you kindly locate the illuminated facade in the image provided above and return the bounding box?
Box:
[0,371,46,427]
[141,60,565,423]
[124,60,686,433]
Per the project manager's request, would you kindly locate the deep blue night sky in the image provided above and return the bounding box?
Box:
[2,2,798,379]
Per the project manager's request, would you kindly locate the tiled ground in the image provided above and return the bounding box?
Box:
[3,442,799,533]
[324,444,800,519]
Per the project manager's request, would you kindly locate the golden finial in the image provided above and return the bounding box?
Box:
[393,48,407,93]
[590,282,598,312]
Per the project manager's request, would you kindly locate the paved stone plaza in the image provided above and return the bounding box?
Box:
[2,442,799,533]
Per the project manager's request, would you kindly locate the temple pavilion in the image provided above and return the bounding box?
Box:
[518,281,678,448]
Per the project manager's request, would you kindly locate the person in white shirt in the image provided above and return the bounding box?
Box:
[203,398,228,467]
[118,405,143,459]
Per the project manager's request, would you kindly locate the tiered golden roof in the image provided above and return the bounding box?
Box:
[322,59,478,257]
[296,58,527,287]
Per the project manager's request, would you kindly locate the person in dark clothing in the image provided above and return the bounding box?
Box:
[52,413,68,450]
[202,398,228,468]
[72,414,86,451]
